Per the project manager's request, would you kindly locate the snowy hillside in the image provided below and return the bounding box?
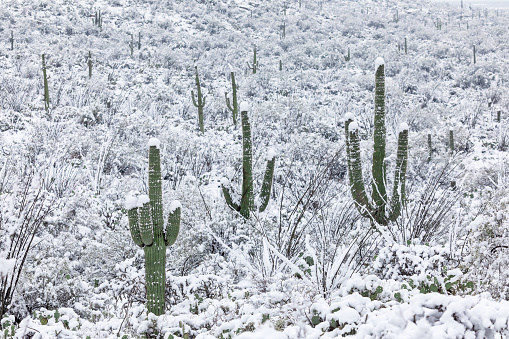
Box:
[1,0,509,337]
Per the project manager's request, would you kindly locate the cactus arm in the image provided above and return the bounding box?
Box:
[127,207,144,247]
[346,125,373,218]
[240,108,254,219]
[221,183,241,212]
[191,90,199,107]
[165,201,181,246]
[389,128,409,221]
[258,156,276,212]
[371,62,387,223]
[139,199,154,245]
[225,93,234,112]
[225,72,238,126]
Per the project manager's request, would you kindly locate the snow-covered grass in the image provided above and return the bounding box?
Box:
[1,0,509,337]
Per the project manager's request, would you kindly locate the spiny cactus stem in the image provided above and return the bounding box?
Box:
[240,109,254,219]
[372,64,387,217]
[225,72,238,126]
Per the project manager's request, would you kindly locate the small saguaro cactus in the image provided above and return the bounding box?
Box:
[88,51,92,78]
[221,102,276,219]
[191,65,206,133]
[427,133,432,162]
[344,58,409,226]
[473,44,476,64]
[404,37,408,54]
[247,46,258,74]
[225,71,238,126]
[129,33,134,57]
[126,138,181,316]
[280,21,286,39]
[344,47,351,62]
[10,31,14,51]
[449,129,454,154]
[138,32,141,50]
[42,54,50,112]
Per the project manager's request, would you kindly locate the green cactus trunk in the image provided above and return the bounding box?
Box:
[240,109,254,219]
[42,54,50,112]
[225,72,238,126]
[88,51,92,78]
[126,141,181,316]
[191,66,206,133]
[372,63,387,225]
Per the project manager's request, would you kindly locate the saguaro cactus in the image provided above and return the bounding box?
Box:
[88,51,92,78]
[247,47,258,74]
[191,66,206,133]
[344,47,351,62]
[10,31,13,51]
[42,54,50,112]
[225,71,238,126]
[221,102,276,219]
[344,58,409,226]
[473,45,476,64]
[126,139,181,316]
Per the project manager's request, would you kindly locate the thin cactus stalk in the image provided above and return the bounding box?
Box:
[449,129,454,155]
[42,54,50,112]
[88,51,92,78]
[344,58,409,226]
[225,72,238,126]
[247,47,258,74]
[281,21,286,39]
[10,31,13,51]
[191,66,206,133]
[129,33,134,57]
[473,45,476,64]
[126,139,181,316]
[344,47,351,62]
[497,110,501,123]
[427,133,432,162]
[222,102,276,219]
[138,32,141,50]
[404,37,407,54]
[279,59,282,71]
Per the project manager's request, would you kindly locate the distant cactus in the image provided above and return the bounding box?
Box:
[42,54,50,112]
[473,45,476,64]
[129,33,134,57]
[449,129,454,154]
[344,47,351,62]
[427,133,432,162]
[344,58,409,226]
[222,102,276,219]
[404,37,407,54]
[138,32,141,50]
[126,139,181,316]
[88,51,92,78]
[191,66,206,133]
[225,71,238,126]
[247,47,258,74]
[10,31,13,51]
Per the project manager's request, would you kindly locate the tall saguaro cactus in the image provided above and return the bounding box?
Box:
[42,54,50,112]
[126,139,181,316]
[225,71,238,126]
[88,51,92,78]
[191,66,206,133]
[344,58,409,226]
[247,47,258,74]
[221,102,276,219]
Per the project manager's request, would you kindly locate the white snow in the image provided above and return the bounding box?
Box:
[138,194,150,205]
[240,101,249,112]
[344,112,355,121]
[375,57,385,71]
[266,148,277,160]
[0,257,15,277]
[125,195,139,210]
[148,138,161,149]
[349,121,359,131]
[169,200,182,213]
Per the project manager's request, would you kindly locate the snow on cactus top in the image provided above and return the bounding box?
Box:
[344,112,355,121]
[266,148,277,160]
[148,138,160,149]
[398,122,409,133]
[169,200,182,213]
[349,121,359,131]
[375,57,385,71]
[240,101,249,112]
[138,194,150,205]
[125,195,139,210]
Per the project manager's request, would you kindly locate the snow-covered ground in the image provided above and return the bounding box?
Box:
[1,0,509,337]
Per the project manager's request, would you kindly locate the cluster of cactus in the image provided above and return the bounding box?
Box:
[191,66,206,133]
[344,58,409,226]
[126,139,181,316]
[225,71,238,126]
[247,47,258,74]
[93,10,102,29]
[221,102,276,219]
[42,54,50,112]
